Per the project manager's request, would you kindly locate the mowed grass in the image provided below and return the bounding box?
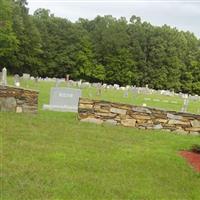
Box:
[1,77,200,199]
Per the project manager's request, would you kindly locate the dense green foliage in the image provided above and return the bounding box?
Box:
[0,0,200,94]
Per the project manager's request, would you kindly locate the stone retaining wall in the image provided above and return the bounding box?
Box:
[78,98,200,136]
[0,85,39,113]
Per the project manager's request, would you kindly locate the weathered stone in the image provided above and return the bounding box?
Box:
[78,98,200,135]
[190,120,200,127]
[147,120,154,124]
[0,86,38,113]
[167,113,183,120]
[132,114,151,120]
[135,119,147,124]
[110,107,126,115]
[16,106,22,113]
[94,104,110,113]
[155,118,168,123]
[0,97,16,112]
[79,98,94,104]
[104,119,117,125]
[96,112,116,118]
[168,120,190,126]
[22,105,37,113]
[153,124,163,129]
[121,119,136,127]
[81,117,103,124]
[185,127,200,132]
[79,103,93,109]
[78,113,91,119]
[132,107,151,114]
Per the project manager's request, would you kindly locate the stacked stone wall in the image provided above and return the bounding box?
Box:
[0,85,39,113]
[78,98,200,136]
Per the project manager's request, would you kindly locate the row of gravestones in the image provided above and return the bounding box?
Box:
[1,67,199,100]
[0,68,199,113]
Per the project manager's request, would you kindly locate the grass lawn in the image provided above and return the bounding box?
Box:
[1,78,200,199]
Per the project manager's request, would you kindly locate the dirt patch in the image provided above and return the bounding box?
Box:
[180,151,200,172]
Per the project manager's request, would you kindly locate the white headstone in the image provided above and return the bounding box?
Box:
[181,98,189,112]
[14,74,20,87]
[2,67,7,86]
[22,73,30,80]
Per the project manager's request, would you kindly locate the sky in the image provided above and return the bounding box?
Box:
[27,0,200,38]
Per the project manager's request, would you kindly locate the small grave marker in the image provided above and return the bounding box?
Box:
[1,67,7,86]
[22,73,30,80]
[181,98,189,112]
[14,74,20,87]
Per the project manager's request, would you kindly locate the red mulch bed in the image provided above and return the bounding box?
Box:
[180,151,200,172]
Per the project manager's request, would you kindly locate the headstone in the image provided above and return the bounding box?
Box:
[97,87,102,96]
[65,74,70,82]
[2,67,7,86]
[43,87,82,112]
[35,77,38,83]
[14,74,20,87]
[22,73,30,80]
[181,98,189,112]
[144,98,151,101]
[78,79,82,87]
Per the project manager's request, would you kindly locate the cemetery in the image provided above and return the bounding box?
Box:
[1,68,200,199]
[1,1,200,198]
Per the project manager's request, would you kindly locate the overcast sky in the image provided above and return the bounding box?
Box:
[27,0,200,38]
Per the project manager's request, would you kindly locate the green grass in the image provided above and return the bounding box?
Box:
[1,77,200,199]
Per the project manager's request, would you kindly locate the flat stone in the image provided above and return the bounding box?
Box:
[167,113,183,120]
[81,117,103,124]
[79,103,93,109]
[135,119,147,124]
[190,120,200,128]
[132,107,152,114]
[16,106,22,113]
[110,107,126,115]
[104,119,117,125]
[0,97,16,112]
[185,127,200,132]
[94,104,110,113]
[79,98,94,104]
[121,119,136,127]
[155,118,168,123]
[132,114,151,120]
[96,112,116,118]
[153,124,163,129]
[168,120,190,125]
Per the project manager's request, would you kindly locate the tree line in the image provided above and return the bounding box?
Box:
[0,0,200,94]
